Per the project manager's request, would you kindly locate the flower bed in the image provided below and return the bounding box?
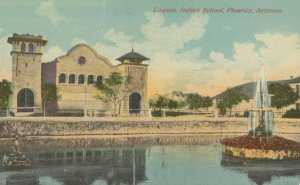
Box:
[221,135,300,150]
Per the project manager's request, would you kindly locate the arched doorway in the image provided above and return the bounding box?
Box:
[17,88,34,112]
[129,93,141,114]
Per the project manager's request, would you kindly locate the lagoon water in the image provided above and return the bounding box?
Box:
[0,142,299,185]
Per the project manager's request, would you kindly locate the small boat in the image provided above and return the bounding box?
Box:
[2,152,32,170]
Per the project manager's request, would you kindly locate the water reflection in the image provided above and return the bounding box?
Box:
[6,174,39,185]
[221,154,300,185]
[1,147,146,185]
[0,144,299,185]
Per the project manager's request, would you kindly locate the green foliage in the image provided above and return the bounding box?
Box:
[283,108,300,118]
[149,91,212,117]
[172,91,187,108]
[168,99,178,109]
[185,93,202,110]
[184,93,212,110]
[269,83,298,109]
[217,87,249,116]
[149,99,157,109]
[95,72,132,117]
[0,79,12,110]
[149,91,212,113]
[41,84,61,116]
[202,96,213,110]
[151,111,191,117]
[217,100,227,115]
[42,84,61,103]
[156,95,169,110]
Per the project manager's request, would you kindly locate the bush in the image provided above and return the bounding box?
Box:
[283,108,300,118]
[151,111,200,117]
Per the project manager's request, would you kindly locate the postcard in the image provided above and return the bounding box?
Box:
[0,0,299,185]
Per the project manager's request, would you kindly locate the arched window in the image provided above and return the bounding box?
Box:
[21,43,26,52]
[69,74,75,84]
[59,74,66,83]
[29,43,34,53]
[88,75,94,84]
[96,75,103,85]
[78,74,85,84]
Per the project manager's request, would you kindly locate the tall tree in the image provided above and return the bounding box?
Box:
[185,93,203,110]
[202,96,213,110]
[168,99,178,109]
[218,87,249,116]
[156,95,169,111]
[0,80,12,116]
[269,82,298,109]
[41,84,61,116]
[172,91,187,108]
[95,72,132,117]
[149,99,157,111]
[217,100,227,115]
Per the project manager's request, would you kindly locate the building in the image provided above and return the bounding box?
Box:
[7,33,150,116]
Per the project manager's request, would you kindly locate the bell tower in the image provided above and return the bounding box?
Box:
[7,33,47,114]
[116,48,150,116]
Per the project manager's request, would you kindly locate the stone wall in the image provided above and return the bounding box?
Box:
[0,118,298,137]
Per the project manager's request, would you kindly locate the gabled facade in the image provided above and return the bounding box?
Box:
[8,33,150,116]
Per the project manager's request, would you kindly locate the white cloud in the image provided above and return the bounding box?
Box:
[233,43,260,63]
[35,0,68,26]
[93,28,134,66]
[43,45,65,62]
[104,29,133,47]
[87,13,209,97]
[209,51,231,63]
[70,38,88,46]
[56,12,300,97]
[206,32,300,95]
[139,12,207,55]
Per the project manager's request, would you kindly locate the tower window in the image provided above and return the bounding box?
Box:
[59,74,66,83]
[78,74,85,84]
[96,76,103,85]
[88,75,94,84]
[69,74,75,84]
[25,63,28,68]
[29,43,34,53]
[21,43,26,52]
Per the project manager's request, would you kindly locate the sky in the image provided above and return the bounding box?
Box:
[0,0,299,97]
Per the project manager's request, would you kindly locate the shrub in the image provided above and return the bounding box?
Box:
[283,108,300,118]
[151,111,200,117]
